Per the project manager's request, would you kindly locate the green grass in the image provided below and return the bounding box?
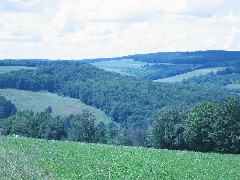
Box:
[0,66,37,74]
[0,89,112,124]
[225,83,240,90]
[155,67,225,83]
[0,136,239,179]
[92,59,152,76]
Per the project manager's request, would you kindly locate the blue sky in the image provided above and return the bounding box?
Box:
[0,0,240,59]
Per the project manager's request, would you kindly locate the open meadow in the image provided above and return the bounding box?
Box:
[92,59,152,76]
[0,88,112,124]
[0,136,239,179]
[155,67,225,83]
[225,83,240,90]
[0,66,37,74]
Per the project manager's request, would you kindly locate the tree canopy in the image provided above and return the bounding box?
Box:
[0,96,16,119]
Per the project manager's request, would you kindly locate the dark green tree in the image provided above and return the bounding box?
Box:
[117,128,133,146]
[28,112,52,138]
[213,97,240,154]
[10,111,31,136]
[45,106,53,114]
[106,122,120,145]
[183,101,217,152]
[39,116,67,140]
[93,121,107,144]
[0,96,17,119]
[149,106,186,149]
[68,111,95,143]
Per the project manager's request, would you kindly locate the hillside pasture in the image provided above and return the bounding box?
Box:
[92,59,153,76]
[0,136,239,179]
[0,66,37,74]
[155,67,225,83]
[225,83,240,90]
[0,89,112,124]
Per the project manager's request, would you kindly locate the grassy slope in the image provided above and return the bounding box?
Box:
[92,60,226,83]
[0,136,239,179]
[92,59,152,76]
[225,83,240,90]
[155,67,225,83]
[0,66,37,74]
[0,89,112,124]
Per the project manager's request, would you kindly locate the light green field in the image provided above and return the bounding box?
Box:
[0,66,37,74]
[155,67,225,83]
[92,59,152,76]
[225,83,240,90]
[0,136,239,179]
[0,89,112,124]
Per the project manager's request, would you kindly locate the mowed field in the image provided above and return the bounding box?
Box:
[0,136,239,179]
[92,59,152,76]
[0,66,37,74]
[225,83,240,90]
[0,89,112,124]
[155,67,225,83]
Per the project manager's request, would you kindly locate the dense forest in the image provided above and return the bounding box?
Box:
[0,62,228,126]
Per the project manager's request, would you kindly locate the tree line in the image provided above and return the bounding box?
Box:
[1,96,239,154]
[0,109,121,145]
[149,97,240,154]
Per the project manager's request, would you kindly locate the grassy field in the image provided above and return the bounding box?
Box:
[0,89,112,124]
[155,67,225,83]
[0,136,239,179]
[0,66,37,74]
[92,59,152,76]
[225,83,240,90]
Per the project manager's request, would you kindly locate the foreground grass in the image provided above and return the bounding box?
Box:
[0,136,239,179]
[0,66,37,74]
[0,89,112,124]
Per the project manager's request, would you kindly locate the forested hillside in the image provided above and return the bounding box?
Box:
[0,60,231,147]
[0,62,228,126]
[0,52,239,152]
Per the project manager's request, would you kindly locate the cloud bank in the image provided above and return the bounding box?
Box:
[0,0,240,59]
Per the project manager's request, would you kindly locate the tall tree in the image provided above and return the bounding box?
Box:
[183,102,217,152]
[149,106,186,150]
[68,111,95,143]
[0,96,17,119]
[213,97,240,154]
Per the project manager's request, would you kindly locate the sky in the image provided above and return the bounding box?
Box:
[0,0,240,59]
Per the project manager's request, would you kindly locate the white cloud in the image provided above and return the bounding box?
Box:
[0,0,239,59]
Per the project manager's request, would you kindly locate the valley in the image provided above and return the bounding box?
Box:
[0,51,239,164]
